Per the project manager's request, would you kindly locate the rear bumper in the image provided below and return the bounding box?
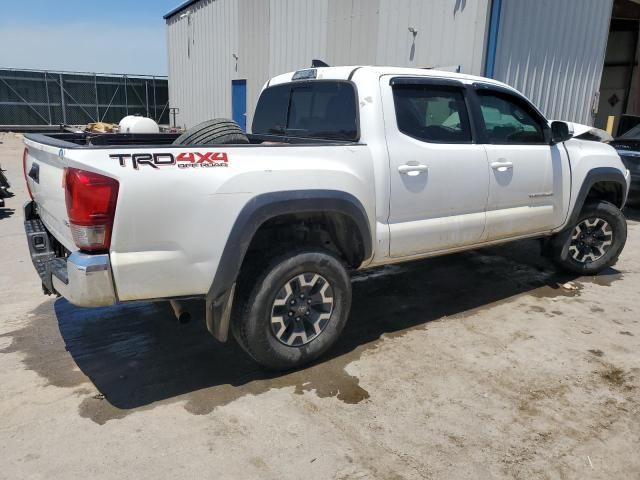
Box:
[24,201,117,307]
[52,252,117,307]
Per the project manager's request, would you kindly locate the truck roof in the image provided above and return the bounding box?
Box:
[268,65,514,91]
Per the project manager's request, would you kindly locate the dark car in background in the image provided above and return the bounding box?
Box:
[0,164,12,208]
[611,124,640,206]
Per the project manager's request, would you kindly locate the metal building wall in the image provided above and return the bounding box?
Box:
[166,0,491,129]
[268,0,329,76]
[492,0,613,125]
[238,0,270,129]
[375,0,490,74]
[327,0,379,66]
[166,0,239,128]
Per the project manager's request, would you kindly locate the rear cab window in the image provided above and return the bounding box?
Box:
[252,81,359,141]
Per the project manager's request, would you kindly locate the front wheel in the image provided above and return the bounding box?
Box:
[549,200,627,275]
[232,249,352,371]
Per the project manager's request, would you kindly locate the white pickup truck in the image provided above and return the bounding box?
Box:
[23,66,630,370]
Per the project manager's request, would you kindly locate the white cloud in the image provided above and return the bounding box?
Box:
[0,22,167,75]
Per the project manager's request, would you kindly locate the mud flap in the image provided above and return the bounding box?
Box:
[205,284,236,342]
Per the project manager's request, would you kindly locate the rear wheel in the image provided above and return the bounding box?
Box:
[232,249,351,370]
[173,118,249,145]
[550,200,627,275]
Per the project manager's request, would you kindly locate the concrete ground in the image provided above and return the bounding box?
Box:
[0,131,638,479]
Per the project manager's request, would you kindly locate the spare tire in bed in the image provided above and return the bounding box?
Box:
[173,118,249,145]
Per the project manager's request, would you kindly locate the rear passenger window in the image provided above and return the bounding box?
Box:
[477,92,546,144]
[392,85,472,143]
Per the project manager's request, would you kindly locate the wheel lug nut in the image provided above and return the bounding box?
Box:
[290,300,295,305]
[307,299,312,304]
[305,310,310,315]
[288,312,293,317]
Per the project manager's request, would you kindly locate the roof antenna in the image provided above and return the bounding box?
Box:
[311,59,329,68]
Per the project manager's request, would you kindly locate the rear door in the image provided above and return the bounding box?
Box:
[472,86,570,240]
[382,77,489,257]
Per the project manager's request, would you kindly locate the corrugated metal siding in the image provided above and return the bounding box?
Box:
[167,0,490,128]
[167,0,614,128]
[327,0,380,65]
[166,0,238,128]
[238,0,270,128]
[268,0,329,77]
[493,0,612,125]
[376,0,490,73]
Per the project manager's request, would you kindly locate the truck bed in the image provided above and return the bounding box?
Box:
[23,128,373,303]
[24,132,359,149]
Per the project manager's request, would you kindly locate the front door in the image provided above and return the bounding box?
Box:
[232,79,247,131]
[473,87,569,240]
[382,77,490,257]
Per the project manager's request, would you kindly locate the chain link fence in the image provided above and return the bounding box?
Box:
[0,68,169,126]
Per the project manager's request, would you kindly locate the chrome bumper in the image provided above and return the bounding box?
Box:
[24,201,117,307]
[51,252,117,307]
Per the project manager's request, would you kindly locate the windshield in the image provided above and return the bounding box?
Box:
[252,81,359,141]
[619,123,640,140]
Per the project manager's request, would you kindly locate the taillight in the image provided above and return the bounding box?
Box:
[23,147,33,200]
[64,168,119,251]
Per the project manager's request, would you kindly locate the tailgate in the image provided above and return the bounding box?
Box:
[23,138,76,251]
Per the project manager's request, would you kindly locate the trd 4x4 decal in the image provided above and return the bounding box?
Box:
[110,152,229,170]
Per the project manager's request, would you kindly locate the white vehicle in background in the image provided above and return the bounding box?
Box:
[22,66,630,370]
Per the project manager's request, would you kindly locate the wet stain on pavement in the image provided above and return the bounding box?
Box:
[599,365,635,389]
[3,299,372,424]
[526,305,546,314]
[0,300,88,389]
[580,271,624,287]
[0,239,624,424]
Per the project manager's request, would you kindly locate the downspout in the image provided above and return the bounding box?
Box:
[484,0,503,78]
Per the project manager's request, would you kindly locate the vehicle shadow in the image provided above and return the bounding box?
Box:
[54,239,609,410]
[0,208,15,220]
[624,205,640,222]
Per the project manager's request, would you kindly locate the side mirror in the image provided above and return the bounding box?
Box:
[551,121,573,144]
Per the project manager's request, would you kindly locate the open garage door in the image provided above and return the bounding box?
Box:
[595,0,640,134]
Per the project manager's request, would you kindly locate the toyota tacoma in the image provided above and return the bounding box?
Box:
[22,66,631,369]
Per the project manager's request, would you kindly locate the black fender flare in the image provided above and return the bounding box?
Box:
[566,167,628,228]
[205,189,372,341]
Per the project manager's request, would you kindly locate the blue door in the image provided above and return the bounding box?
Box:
[232,79,247,131]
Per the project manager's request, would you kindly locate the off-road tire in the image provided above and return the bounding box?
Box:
[232,249,351,371]
[173,118,249,145]
[550,200,627,275]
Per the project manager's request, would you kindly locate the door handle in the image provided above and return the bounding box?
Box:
[490,161,513,172]
[398,164,428,176]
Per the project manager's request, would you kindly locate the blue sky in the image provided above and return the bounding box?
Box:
[0,0,181,75]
